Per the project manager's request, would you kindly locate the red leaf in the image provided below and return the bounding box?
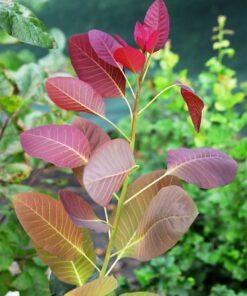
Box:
[45,77,105,116]
[167,148,238,189]
[88,29,122,68]
[113,34,128,47]
[68,33,126,98]
[21,125,90,168]
[59,189,109,233]
[114,47,146,73]
[83,139,135,207]
[144,0,170,51]
[177,82,204,132]
[134,21,158,53]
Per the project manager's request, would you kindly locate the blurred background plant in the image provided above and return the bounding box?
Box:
[0,1,246,295]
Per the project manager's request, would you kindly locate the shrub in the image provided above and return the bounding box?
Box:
[8,1,239,296]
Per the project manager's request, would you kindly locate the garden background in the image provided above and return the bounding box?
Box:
[0,0,246,295]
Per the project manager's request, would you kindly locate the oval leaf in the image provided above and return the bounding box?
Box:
[177,82,204,132]
[65,276,117,296]
[20,124,90,168]
[114,46,146,73]
[35,230,95,285]
[134,21,158,53]
[84,139,135,207]
[59,189,109,233]
[88,29,122,68]
[167,148,238,189]
[13,192,89,261]
[144,0,170,51]
[68,33,126,98]
[46,77,105,116]
[113,170,181,257]
[134,185,198,261]
[72,117,110,186]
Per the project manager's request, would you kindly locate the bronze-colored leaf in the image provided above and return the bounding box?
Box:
[65,276,117,296]
[121,292,158,296]
[113,170,180,257]
[134,185,198,261]
[13,192,95,264]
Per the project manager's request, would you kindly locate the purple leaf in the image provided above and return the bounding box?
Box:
[21,125,90,168]
[88,29,122,68]
[59,189,109,233]
[167,148,237,189]
[83,139,135,207]
[113,34,128,47]
[177,82,204,132]
[72,117,110,186]
[45,77,105,116]
[72,117,110,152]
[68,33,126,98]
[144,0,170,51]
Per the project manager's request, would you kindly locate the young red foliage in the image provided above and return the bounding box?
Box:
[134,21,158,53]
[114,46,146,73]
[144,0,170,51]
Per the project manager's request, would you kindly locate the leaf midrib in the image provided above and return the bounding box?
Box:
[70,39,124,97]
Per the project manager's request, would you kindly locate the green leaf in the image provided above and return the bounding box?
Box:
[0,28,18,44]
[0,2,56,48]
[0,71,14,97]
[11,270,33,290]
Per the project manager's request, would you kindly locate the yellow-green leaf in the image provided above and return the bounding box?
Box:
[35,230,95,286]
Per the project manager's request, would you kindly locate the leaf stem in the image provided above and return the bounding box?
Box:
[98,114,130,142]
[104,207,111,239]
[138,84,178,115]
[124,171,168,205]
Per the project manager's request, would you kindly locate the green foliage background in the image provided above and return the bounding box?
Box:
[0,2,246,296]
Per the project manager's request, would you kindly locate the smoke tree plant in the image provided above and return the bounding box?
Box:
[12,0,238,295]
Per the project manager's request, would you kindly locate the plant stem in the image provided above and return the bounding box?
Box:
[99,62,147,277]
